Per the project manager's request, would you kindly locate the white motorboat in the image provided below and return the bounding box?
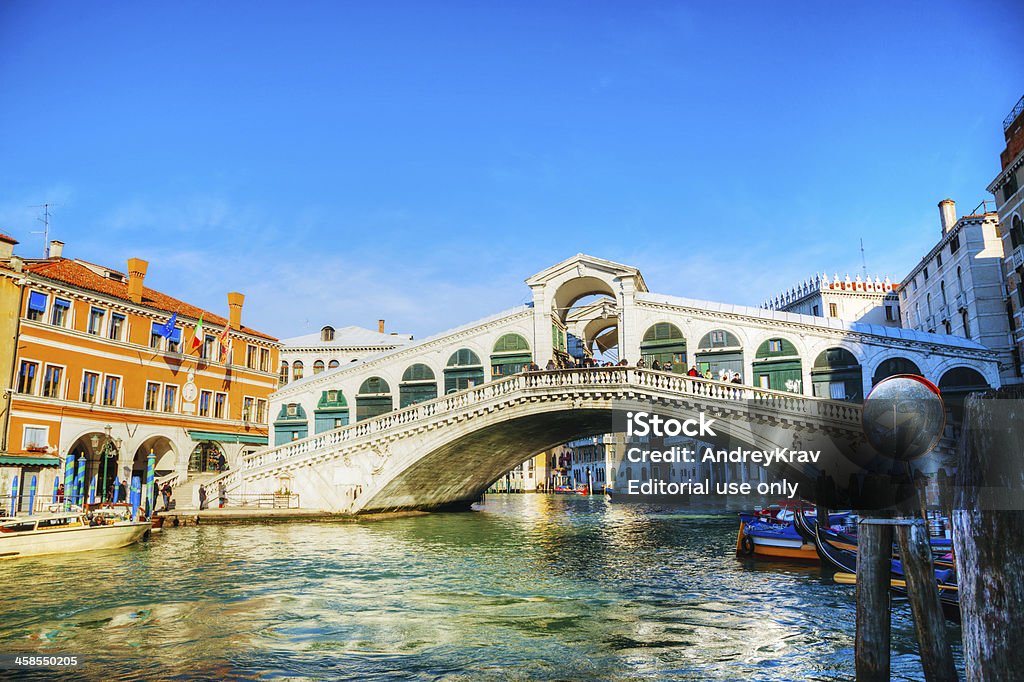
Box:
[0,511,150,560]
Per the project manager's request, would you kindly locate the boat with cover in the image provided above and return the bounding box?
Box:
[0,509,150,560]
[736,505,851,561]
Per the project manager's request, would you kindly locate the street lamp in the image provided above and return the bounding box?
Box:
[90,425,121,504]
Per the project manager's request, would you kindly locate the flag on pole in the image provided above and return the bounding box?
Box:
[157,312,178,339]
[217,324,232,363]
[189,315,204,353]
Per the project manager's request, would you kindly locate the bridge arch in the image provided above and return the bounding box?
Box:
[400,364,438,407]
[938,366,991,424]
[551,277,616,324]
[356,377,393,421]
[445,348,485,393]
[640,322,686,371]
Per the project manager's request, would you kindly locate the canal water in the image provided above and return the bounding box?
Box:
[0,494,961,681]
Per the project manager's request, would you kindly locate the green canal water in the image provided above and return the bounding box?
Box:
[0,494,961,681]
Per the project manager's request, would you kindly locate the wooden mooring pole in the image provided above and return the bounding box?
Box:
[894,518,958,682]
[953,388,1024,680]
[856,518,893,682]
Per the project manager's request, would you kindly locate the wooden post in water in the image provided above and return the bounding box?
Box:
[856,518,893,682]
[953,387,1024,680]
[894,519,957,682]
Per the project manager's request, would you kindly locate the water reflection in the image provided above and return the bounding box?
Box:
[0,494,959,681]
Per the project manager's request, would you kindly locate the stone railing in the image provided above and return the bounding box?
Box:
[230,368,861,485]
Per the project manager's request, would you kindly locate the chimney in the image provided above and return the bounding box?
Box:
[378,319,385,334]
[0,233,17,260]
[49,240,64,258]
[938,199,957,234]
[228,292,244,329]
[127,258,148,303]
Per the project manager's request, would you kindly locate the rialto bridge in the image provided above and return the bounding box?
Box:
[212,255,999,512]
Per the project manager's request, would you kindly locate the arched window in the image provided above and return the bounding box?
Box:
[1011,215,1024,250]
[640,323,686,371]
[356,377,392,421]
[940,281,946,305]
[293,361,304,381]
[313,360,325,375]
[753,337,802,392]
[321,326,335,342]
[314,388,348,433]
[400,364,437,407]
[956,266,963,295]
[962,310,971,339]
[926,292,932,315]
[445,349,484,393]
[871,357,922,386]
[811,347,862,402]
[328,360,340,369]
[491,334,532,377]
[278,361,289,386]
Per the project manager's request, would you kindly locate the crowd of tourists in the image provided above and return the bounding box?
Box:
[524,357,743,384]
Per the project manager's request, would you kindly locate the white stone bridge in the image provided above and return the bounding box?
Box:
[214,367,875,513]
[210,254,999,512]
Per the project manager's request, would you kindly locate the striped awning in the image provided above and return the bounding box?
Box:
[187,430,268,445]
[0,455,61,467]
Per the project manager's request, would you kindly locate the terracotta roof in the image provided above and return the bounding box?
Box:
[26,258,278,342]
[0,233,18,244]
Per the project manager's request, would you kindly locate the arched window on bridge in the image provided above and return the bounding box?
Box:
[400,364,437,408]
[811,347,863,402]
[278,361,289,387]
[445,349,484,394]
[273,403,309,445]
[315,389,349,433]
[313,360,325,375]
[640,323,686,372]
[293,361,304,381]
[870,357,922,387]
[491,334,532,378]
[695,330,742,379]
[328,360,340,369]
[938,366,990,429]
[356,377,393,421]
[753,338,802,393]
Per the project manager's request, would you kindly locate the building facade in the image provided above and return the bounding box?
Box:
[988,94,1024,381]
[278,322,413,387]
[897,199,1014,384]
[1,239,280,511]
[765,273,900,327]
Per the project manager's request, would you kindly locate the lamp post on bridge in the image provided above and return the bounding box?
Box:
[90,424,122,504]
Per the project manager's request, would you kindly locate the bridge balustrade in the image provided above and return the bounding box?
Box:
[208,368,861,494]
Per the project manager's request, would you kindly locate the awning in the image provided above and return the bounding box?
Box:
[0,455,61,467]
[187,430,268,445]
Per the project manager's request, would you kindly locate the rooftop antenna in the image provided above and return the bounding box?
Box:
[29,203,56,257]
[859,238,868,279]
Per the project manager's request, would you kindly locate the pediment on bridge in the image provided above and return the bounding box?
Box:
[525,253,648,292]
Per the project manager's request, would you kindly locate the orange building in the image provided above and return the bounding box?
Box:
[0,238,280,510]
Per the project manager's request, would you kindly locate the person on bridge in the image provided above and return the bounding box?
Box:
[636,358,645,368]
[687,366,699,377]
[545,359,556,371]
[199,484,208,510]
[664,361,673,372]
[618,359,629,366]
[651,359,661,370]
[731,372,742,384]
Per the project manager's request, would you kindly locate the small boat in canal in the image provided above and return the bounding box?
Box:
[0,510,151,560]
[737,505,851,561]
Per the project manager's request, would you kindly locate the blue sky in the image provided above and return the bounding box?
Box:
[1,1,1021,340]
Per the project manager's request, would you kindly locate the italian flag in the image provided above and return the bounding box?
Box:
[190,315,204,353]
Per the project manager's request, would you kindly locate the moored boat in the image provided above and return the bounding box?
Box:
[0,511,150,560]
[737,505,852,561]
